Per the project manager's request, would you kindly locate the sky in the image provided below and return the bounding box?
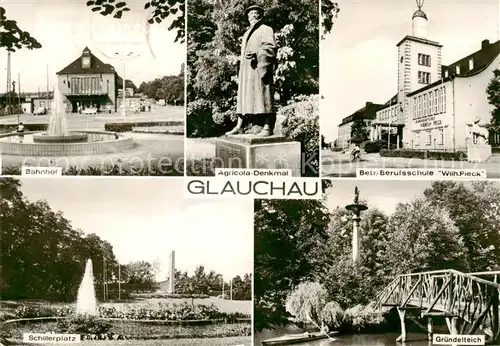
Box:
[0,0,184,93]
[325,179,433,215]
[19,178,253,281]
[324,180,488,215]
[321,0,500,141]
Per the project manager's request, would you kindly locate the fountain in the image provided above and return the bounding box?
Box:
[0,89,134,156]
[33,90,89,144]
[345,186,368,263]
[76,259,98,316]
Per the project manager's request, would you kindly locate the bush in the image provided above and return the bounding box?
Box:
[280,94,320,177]
[379,149,467,161]
[104,121,183,133]
[342,304,387,333]
[57,315,111,335]
[186,99,235,138]
[320,301,344,330]
[364,140,384,153]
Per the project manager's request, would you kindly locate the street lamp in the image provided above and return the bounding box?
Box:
[114,51,139,116]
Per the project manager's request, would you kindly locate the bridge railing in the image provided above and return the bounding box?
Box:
[374,269,499,339]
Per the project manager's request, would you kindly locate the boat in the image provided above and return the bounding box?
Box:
[261,331,339,345]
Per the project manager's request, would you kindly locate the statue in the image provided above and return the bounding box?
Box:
[354,186,360,204]
[226,4,277,137]
[469,116,489,145]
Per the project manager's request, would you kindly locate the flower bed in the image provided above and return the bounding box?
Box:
[13,302,250,322]
[2,161,184,176]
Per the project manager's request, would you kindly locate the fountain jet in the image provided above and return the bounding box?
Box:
[47,89,69,137]
[76,259,98,316]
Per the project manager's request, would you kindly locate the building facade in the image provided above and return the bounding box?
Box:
[337,102,385,149]
[56,47,137,113]
[368,3,500,151]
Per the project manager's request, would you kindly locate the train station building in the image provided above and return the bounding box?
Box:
[56,47,136,113]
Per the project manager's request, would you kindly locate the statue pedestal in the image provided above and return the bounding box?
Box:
[467,144,492,163]
[215,135,301,176]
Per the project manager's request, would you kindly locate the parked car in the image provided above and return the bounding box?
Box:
[33,107,46,115]
[82,107,97,115]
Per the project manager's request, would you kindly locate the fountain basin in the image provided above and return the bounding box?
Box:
[345,204,368,213]
[0,131,133,156]
[33,132,89,144]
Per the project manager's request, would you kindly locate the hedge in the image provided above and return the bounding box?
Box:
[0,123,48,133]
[105,121,184,132]
[379,149,467,161]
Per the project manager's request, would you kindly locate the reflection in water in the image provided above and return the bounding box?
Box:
[255,326,435,346]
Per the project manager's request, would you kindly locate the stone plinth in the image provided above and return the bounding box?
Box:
[467,144,492,163]
[33,132,89,143]
[215,135,301,176]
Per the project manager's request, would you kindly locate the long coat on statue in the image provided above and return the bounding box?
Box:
[236,21,277,116]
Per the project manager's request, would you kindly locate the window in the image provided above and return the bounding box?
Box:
[456,65,460,74]
[423,94,427,117]
[428,92,432,116]
[444,70,449,78]
[426,131,432,145]
[418,53,431,67]
[469,59,474,70]
[418,71,431,84]
[412,97,417,119]
[439,128,444,145]
[442,86,446,112]
[418,96,422,118]
[433,90,438,114]
[415,132,420,146]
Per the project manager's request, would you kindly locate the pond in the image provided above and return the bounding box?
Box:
[254,325,442,346]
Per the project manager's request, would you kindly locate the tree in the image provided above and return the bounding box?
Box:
[486,68,500,138]
[422,181,500,271]
[187,0,340,137]
[122,261,155,284]
[86,0,185,43]
[385,197,469,275]
[350,116,369,144]
[1,0,184,53]
[0,7,42,51]
[254,198,331,331]
[0,178,121,301]
[285,282,328,327]
[317,207,391,308]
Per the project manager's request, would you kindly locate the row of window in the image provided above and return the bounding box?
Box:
[412,86,446,119]
[66,77,106,95]
[415,128,445,146]
[418,53,431,67]
[378,105,399,121]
